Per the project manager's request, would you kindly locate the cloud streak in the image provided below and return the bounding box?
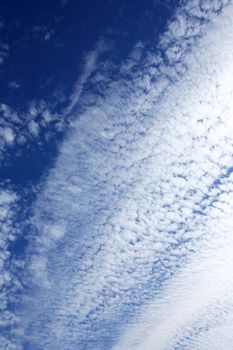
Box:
[64,38,110,116]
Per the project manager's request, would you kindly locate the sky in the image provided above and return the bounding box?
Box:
[1,0,233,349]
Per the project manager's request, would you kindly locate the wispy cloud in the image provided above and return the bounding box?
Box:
[0,43,9,67]
[18,0,233,349]
[64,38,110,116]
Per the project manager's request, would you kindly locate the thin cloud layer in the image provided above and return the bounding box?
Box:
[0,187,21,350]
[12,0,233,349]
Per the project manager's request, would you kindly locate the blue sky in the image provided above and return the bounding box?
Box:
[1,0,233,349]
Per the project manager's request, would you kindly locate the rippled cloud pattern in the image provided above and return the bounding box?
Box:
[2,0,233,349]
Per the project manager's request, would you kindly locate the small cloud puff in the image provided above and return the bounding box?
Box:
[0,127,15,144]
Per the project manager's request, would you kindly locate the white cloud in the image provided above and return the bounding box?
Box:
[64,39,110,115]
[113,215,233,350]
[18,0,233,349]
[0,127,15,144]
[169,14,187,37]
[28,120,39,137]
[48,222,66,240]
